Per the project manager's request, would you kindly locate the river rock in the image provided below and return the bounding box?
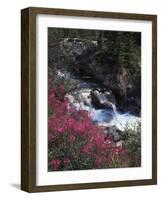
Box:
[105,126,122,142]
[90,89,113,110]
[102,90,116,104]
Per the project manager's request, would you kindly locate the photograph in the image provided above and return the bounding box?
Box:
[48,28,141,171]
[21,7,157,192]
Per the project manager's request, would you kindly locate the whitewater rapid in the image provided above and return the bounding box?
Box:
[66,88,140,131]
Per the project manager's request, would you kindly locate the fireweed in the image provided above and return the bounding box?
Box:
[48,78,129,171]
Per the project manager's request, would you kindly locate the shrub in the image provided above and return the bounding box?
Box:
[121,121,141,167]
[49,67,79,100]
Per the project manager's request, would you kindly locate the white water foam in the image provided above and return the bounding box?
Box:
[66,88,140,131]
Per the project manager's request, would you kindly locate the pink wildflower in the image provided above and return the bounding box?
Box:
[64,159,71,166]
[95,157,102,168]
[51,159,61,170]
[68,134,76,143]
[81,143,93,155]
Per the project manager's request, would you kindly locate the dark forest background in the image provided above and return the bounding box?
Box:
[49,28,141,72]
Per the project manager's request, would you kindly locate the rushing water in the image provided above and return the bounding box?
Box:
[70,89,139,131]
[59,70,140,131]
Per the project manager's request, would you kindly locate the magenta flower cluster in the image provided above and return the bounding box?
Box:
[48,79,129,171]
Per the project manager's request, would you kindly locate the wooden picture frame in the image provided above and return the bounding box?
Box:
[21,7,157,192]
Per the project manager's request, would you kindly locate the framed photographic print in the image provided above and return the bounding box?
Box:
[21,7,157,192]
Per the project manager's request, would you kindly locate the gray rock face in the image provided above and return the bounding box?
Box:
[60,38,97,64]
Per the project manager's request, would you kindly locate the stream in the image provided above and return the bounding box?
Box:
[66,79,139,131]
[58,70,140,132]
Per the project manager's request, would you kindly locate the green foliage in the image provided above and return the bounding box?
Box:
[49,67,79,98]
[48,27,98,42]
[121,120,141,167]
[103,31,141,72]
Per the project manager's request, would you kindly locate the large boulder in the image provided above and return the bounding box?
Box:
[90,89,114,110]
[60,38,97,66]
